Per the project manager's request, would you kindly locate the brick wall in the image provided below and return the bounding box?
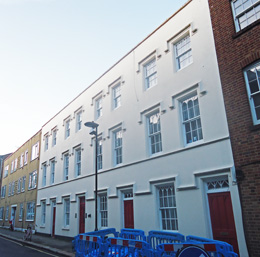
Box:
[208,0,260,255]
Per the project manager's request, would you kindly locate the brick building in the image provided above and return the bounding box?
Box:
[208,0,260,256]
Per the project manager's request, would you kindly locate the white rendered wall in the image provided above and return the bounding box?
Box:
[35,0,248,255]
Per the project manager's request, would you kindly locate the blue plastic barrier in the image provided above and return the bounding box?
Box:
[120,228,146,241]
[74,234,103,257]
[156,242,238,257]
[88,228,119,242]
[106,237,151,257]
[147,230,185,250]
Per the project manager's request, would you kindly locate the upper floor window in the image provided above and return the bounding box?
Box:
[112,84,121,109]
[42,163,47,187]
[1,185,6,198]
[14,158,18,171]
[17,178,21,193]
[181,94,203,145]
[144,58,157,89]
[114,129,123,165]
[147,111,162,155]
[24,150,28,165]
[31,142,39,161]
[63,152,69,181]
[96,97,103,119]
[97,138,103,170]
[20,154,24,168]
[50,159,55,185]
[175,35,193,70]
[65,120,70,139]
[52,128,57,147]
[44,134,49,151]
[11,181,15,195]
[4,165,9,178]
[21,176,26,192]
[76,111,82,132]
[75,148,81,177]
[28,170,37,190]
[244,61,260,124]
[8,183,11,196]
[11,160,14,173]
[231,0,260,31]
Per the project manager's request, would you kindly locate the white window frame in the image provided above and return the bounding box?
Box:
[11,160,14,173]
[21,176,26,192]
[50,159,55,185]
[24,150,28,165]
[63,152,69,181]
[4,165,9,177]
[19,203,23,221]
[112,84,121,109]
[147,110,162,155]
[44,134,49,151]
[31,142,39,161]
[96,97,103,119]
[28,170,37,190]
[76,111,82,132]
[180,92,203,145]
[41,201,46,226]
[1,185,6,198]
[75,148,81,177]
[42,163,47,187]
[0,207,4,220]
[113,129,123,166]
[231,0,260,32]
[11,181,15,195]
[14,158,18,171]
[20,154,24,168]
[144,58,157,90]
[244,61,260,125]
[26,201,35,221]
[65,119,70,139]
[17,178,21,194]
[157,184,178,231]
[52,129,57,147]
[5,206,9,221]
[174,34,193,70]
[63,198,70,228]
[97,138,103,170]
[8,183,11,196]
[99,193,108,228]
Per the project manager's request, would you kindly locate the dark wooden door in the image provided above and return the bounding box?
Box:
[208,192,239,255]
[124,200,134,228]
[79,197,85,234]
[52,207,56,237]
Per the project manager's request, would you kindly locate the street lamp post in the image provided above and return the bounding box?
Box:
[84,121,99,231]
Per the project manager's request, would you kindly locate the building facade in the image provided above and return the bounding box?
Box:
[35,0,248,255]
[0,131,41,232]
[208,0,260,256]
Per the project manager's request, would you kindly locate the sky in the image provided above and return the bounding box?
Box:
[0,0,188,155]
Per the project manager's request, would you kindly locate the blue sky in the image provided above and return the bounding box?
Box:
[0,0,188,155]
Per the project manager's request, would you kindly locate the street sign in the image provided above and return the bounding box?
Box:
[177,245,210,257]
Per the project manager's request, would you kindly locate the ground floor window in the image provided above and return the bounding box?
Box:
[19,203,23,221]
[5,206,9,221]
[64,198,70,227]
[99,194,108,227]
[0,207,4,220]
[41,201,46,226]
[26,202,35,221]
[158,185,178,230]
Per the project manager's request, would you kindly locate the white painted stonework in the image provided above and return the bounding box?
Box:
[35,0,248,256]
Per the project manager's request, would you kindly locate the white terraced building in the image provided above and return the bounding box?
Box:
[35,0,248,256]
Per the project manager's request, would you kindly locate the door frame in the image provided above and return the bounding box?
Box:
[11,205,17,228]
[121,189,134,229]
[50,200,56,237]
[78,196,85,234]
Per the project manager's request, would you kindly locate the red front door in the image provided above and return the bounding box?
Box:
[79,197,85,234]
[208,192,239,255]
[124,200,134,228]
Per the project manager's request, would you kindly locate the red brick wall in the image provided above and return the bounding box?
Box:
[208,0,260,255]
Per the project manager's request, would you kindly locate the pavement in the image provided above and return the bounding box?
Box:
[0,227,75,257]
